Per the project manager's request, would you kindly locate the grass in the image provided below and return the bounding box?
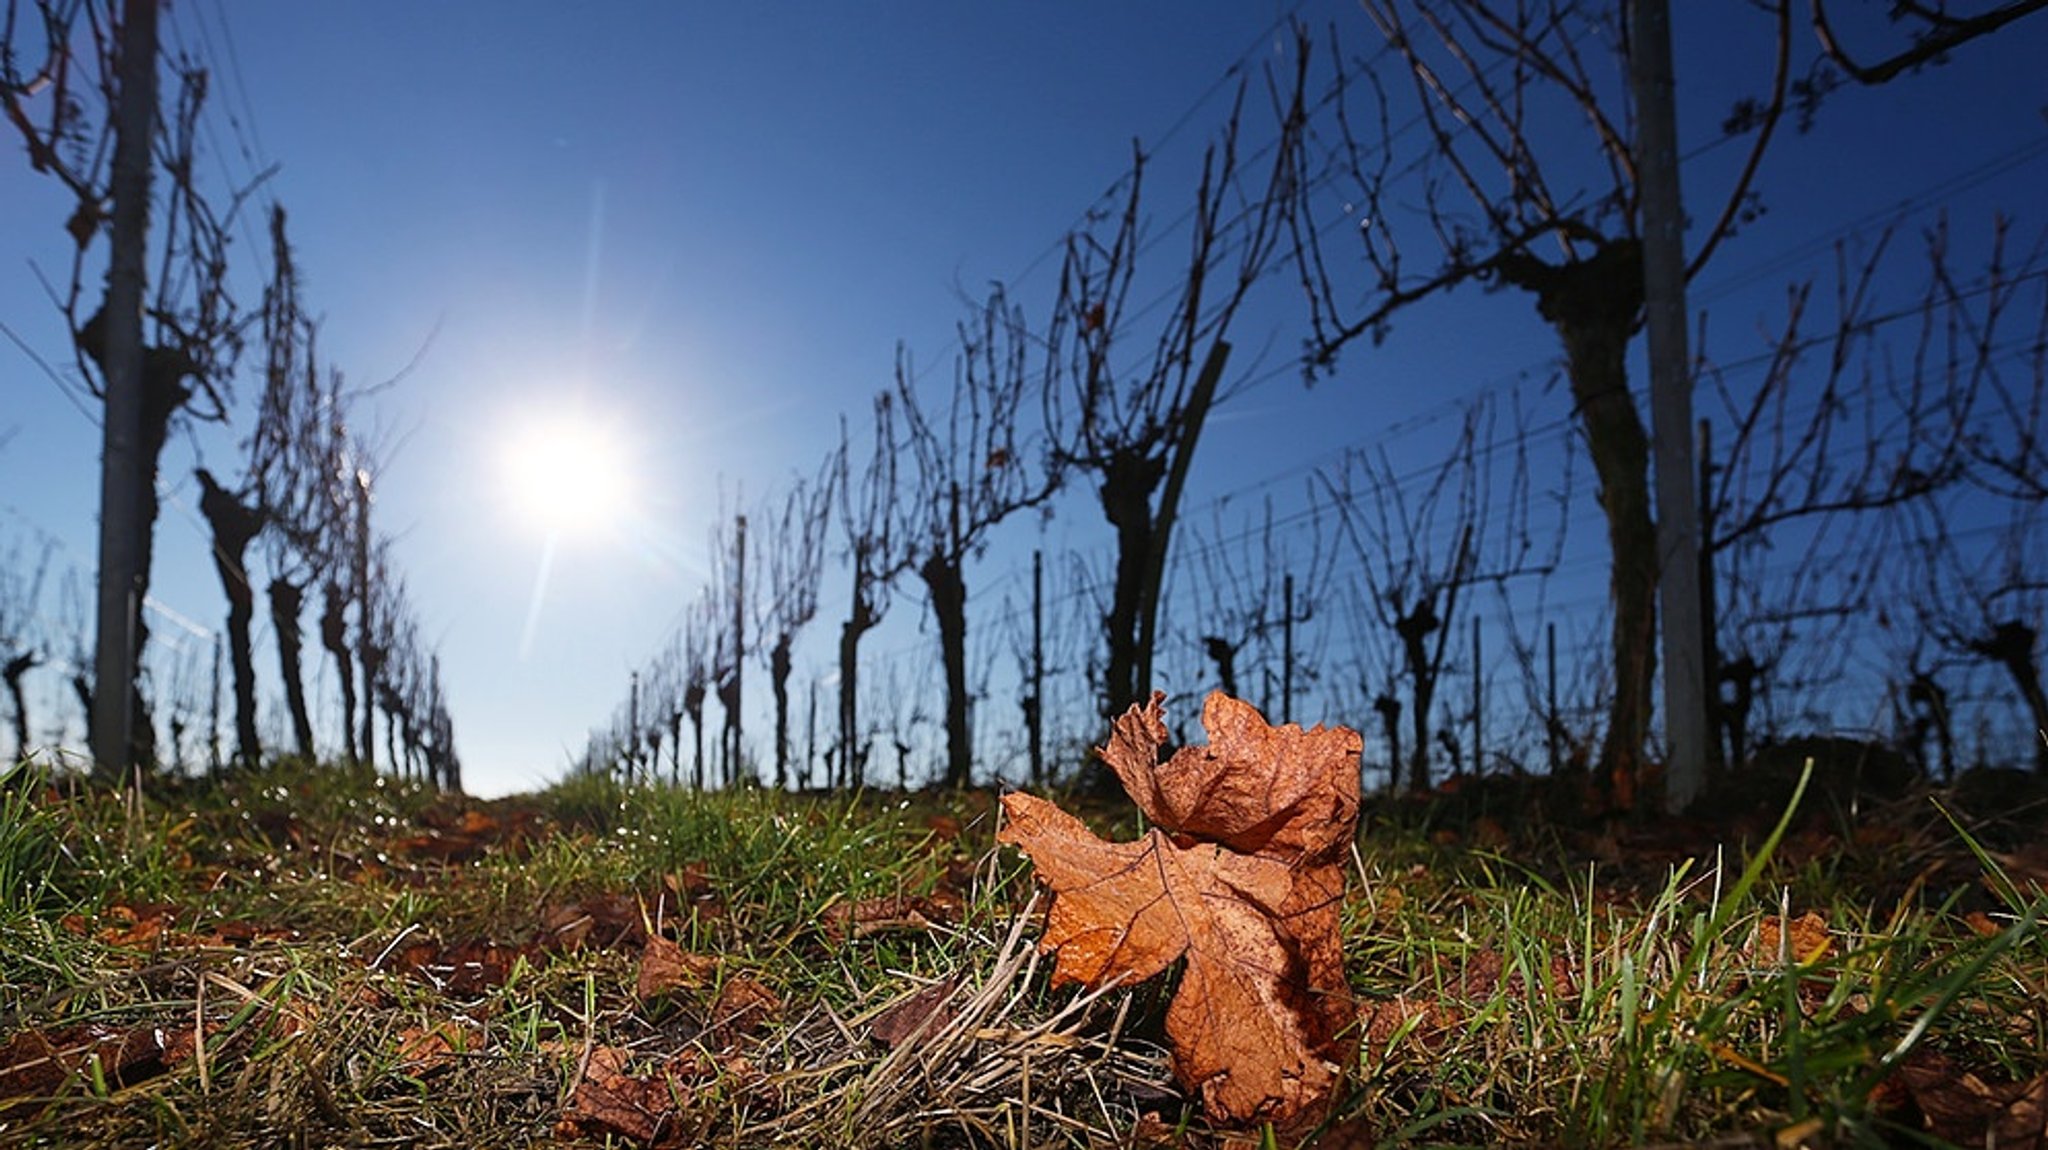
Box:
[0,755,2041,1147]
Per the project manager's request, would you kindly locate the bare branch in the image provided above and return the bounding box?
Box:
[1810,0,2048,85]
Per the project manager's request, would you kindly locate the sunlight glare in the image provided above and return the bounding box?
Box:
[498,410,633,540]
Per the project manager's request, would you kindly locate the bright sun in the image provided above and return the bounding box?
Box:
[498,409,634,539]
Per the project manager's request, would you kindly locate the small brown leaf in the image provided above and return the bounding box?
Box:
[539,892,649,952]
[0,1029,70,1105]
[393,827,488,863]
[665,861,727,920]
[1359,995,1456,1051]
[820,893,961,942]
[1130,1111,1191,1147]
[1895,1049,2048,1149]
[0,1020,205,1108]
[1964,910,2003,938]
[556,1045,693,1146]
[709,975,781,1043]
[393,1019,483,1075]
[1754,912,1833,965]
[868,978,960,1049]
[634,935,719,1003]
[382,938,530,997]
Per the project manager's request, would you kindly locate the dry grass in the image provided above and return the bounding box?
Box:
[0,757,2042,1147]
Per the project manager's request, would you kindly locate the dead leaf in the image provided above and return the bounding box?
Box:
[1894,1049,2048,1149]
[1988,844,2048,894]
[539,892,650,952]
[0,1020,206,1109]
[391,827,489,863]
[868,978,960,1049]
[0,1029,71,1106]
[1100,693,1358,864]
[999,691,1359,1127]
[634,935,719,1003]
[1470,815,1510,850]
[1754,912,1833,966]
[1449,946,1578,1002]
[820,893,961,942]
[663,862,727,921]
[393,1019,484,1075]
[1358,995,1456,1051]
[59,903,294,954]
[383,938,530,997]
[1964,910,2004,938]
[708,975,781,1043]
[556,1045,693,1146]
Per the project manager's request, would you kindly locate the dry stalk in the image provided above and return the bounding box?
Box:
[755,893,1173,1147]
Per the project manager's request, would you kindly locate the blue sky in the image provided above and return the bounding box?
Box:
[4,3,2045,796]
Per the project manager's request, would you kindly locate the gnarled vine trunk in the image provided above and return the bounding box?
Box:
[1497,241,1656,808]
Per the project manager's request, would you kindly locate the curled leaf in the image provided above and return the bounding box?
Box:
[999,691,1360,1127]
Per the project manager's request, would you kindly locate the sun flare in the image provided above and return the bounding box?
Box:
[498,409,633,539]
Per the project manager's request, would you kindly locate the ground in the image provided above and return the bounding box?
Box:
[0,749,2042,1147]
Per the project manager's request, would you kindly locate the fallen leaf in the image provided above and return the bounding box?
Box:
[820,893,961,942]
[1894,1049,2048,1149]
[868,978,960,1049]
[1470,815,1511,850]
[391,826,490,863]
[665,863,727,920]
[556,1045,693,1146]
[0,1020,206,1110]
[708,975,781,1044]
[59,903,294,954]
[539,892,651,952]
[1130,1111,1192,1148]
[393,1019,484,1075]
[1754,912,1833,966]
[0,1029,71,1106]
[1449,946,1579,1002]
[1988,844,2048,895]
[635,935,719,1003]
[554,1044,772,1144]
[383,938,530,997]
[1358,995,1455,1051]
[1100,692,1359,864]
[999,691,1359,1127]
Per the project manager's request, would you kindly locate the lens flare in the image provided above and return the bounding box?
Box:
[499,412,632,539]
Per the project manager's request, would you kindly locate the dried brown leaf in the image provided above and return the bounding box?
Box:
[868,978,961,1049]
[539,892,650,952]
[1103,692,1360,862]
[0,1020,205,1109]
[1896,1049,2048,1149]
[634,934,720,1003]
[709,975,781,1044]
[393,1019,484,1075]
[556,1045,693,1146]
[665,862,727,920]
[383,937,530,997]
[820,893,961,943]
[1754,911,1833,965]
[999,691,1360,1127]
[1358,995,1457,1052]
